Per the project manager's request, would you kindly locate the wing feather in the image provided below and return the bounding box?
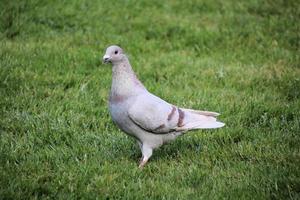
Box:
[128,93,179,134]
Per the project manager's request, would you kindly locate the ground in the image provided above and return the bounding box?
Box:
[0,0,299,199]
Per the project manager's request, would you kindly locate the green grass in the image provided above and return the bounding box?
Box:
[1,0,299,199]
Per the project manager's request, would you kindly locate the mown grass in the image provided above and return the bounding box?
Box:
[0,0,299,199]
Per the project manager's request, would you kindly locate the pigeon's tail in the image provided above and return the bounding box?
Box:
[176,109,225,131]
[181,108,220,117]
[192,121,225,129]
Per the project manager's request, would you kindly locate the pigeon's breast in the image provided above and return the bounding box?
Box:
[109,96,136,135]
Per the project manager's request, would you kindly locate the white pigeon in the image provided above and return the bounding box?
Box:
[103,45,225,168]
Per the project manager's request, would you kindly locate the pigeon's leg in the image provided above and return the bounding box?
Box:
[137,141,142,150]
[139,144,153,168]
[137,141,143,162]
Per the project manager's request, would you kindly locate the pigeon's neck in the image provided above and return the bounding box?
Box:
[110,58,146,100]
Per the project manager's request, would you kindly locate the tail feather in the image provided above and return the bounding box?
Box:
[177,121,225,131]
[182,108,220,117]
[176,109,225,131]
[193,121,225,129]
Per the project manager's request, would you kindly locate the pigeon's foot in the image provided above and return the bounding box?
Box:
[138,159,148,169]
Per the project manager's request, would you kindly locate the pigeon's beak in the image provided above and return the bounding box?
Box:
[103,55,111,64]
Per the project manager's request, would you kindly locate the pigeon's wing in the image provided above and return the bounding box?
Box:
[128,93,182,134]
[128,92,225,134]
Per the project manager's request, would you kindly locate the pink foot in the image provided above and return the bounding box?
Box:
[139,160,148,169]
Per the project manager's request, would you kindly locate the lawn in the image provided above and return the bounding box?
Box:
[0,0,299,199]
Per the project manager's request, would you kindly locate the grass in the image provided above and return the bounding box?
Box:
[0,0,299,199]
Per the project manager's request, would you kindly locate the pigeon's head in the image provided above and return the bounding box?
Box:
[103,45,125,64]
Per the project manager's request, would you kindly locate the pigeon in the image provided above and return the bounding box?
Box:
[103,45,225,168]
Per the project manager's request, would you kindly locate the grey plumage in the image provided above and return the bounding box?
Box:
[103,45,225,168]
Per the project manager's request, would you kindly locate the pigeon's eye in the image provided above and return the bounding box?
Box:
[114,50,118,54]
